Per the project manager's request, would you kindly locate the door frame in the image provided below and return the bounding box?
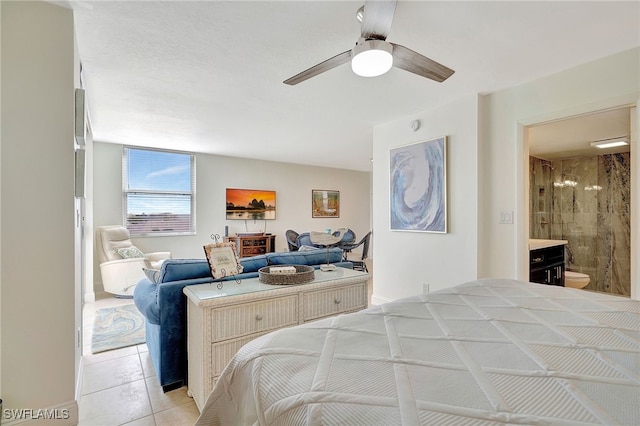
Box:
[517,98,638,299]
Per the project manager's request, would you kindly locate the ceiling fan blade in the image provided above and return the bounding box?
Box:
[360,0,397,40]
[283,50,352,85]
[391,43,455,82]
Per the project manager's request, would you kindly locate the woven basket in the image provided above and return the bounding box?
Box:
[258,265,315,285]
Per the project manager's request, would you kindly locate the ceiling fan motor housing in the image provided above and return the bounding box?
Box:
[351,39,394,77]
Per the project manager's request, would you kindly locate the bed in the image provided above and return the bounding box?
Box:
[195,278,639,425]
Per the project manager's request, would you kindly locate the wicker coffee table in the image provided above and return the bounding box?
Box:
[183,267,370,411]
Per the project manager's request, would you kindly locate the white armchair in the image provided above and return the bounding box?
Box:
[96,225,171,298]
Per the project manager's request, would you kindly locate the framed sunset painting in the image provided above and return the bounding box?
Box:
[225,188,276,220]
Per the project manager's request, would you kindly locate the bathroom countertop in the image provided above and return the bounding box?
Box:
[529,239,568,250]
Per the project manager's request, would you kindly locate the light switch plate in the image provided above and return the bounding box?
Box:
[499,210,513,224]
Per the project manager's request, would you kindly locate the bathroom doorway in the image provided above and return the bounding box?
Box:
[526,106,634,297]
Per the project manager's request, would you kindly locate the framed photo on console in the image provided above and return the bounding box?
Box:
[203,242,243,279]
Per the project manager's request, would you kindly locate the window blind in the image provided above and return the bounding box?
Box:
[123,147,196,236]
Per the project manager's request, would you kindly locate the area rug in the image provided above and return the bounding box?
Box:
[91,304,145,354]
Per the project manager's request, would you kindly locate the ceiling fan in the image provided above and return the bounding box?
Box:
[283,0,454,85]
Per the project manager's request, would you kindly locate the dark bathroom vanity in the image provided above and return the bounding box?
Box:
[529,239,567,286]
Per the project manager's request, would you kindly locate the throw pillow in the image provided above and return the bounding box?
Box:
[147,258,167,270]
[116,246,145,259]
[142,267,161,284]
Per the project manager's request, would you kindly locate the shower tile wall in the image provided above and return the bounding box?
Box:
[530,159,553,240]
[529,154,630,296]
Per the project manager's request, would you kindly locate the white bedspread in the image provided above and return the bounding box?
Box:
[196,279,640,425]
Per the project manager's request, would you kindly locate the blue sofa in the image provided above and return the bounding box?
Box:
[133,248,352,392]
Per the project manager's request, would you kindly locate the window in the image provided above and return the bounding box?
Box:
[123,147,195,236]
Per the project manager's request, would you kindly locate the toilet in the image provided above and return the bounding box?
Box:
[565,271,590,289]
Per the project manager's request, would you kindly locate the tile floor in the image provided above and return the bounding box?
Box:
[79,260,372,425]
[79,295,199,426]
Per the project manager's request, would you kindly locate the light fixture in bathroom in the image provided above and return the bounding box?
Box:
[590,136,629,149]
[584,185,602,191]
[554,180,578,188]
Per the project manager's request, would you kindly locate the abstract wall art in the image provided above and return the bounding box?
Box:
[390,136,447,233]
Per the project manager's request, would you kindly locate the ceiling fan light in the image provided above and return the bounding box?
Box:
[351,40,393,77]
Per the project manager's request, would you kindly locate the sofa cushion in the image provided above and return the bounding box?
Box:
[158,256,269,283]
[160,259,211,283]
[239,255,268,273]
[266,248,343,266]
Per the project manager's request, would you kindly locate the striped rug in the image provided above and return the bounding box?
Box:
[91,304,145,353]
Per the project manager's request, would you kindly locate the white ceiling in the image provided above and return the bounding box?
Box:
[69,1,640,171]
[528,107,632,160]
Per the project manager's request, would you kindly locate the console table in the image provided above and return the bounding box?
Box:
[184,267,370,411]
[224,234,276,257]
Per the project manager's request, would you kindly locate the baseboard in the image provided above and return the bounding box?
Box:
[2,399,78,425]
[76,356,85,404]
[370,293,392,306]
[83,291,95,303]
[93,289,108,300]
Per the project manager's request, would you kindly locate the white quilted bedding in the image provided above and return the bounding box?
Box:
[195,279,640,425]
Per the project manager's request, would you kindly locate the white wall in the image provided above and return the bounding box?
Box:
[1,1,78,421]
[92,142,371,295]
[372,95,479,303]
[73,19,84,406]
[480,47,639,299]
[371,47,639,303]
[82,126,95,304]
[0,0,4,398]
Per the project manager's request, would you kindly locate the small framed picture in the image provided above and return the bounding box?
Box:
[312,190,340,218]
[203,242,243,279]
